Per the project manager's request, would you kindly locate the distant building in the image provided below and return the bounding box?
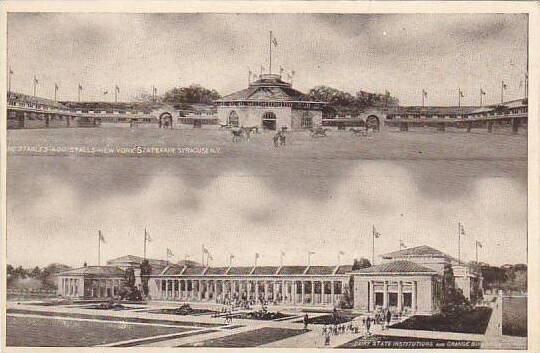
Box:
[216,74,325,131]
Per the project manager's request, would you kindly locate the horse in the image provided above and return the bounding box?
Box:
[350,127,368,136]
[310,126,328,137]
[231,128,244,142]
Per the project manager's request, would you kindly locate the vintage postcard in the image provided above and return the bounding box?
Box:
[1,1,538,352]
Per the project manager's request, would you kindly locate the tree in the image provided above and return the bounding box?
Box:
[162,85,221,105]
[352,258,371,271]
[119,267,142,301]
[140,259,152,297]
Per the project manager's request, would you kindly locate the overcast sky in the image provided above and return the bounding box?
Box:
[7,13,528,105]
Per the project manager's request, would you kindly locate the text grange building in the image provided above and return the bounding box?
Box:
[216,74,325,131]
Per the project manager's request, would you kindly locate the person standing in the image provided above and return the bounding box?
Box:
[303,313,309,330]
[366,316,371,335]
[386,309,392,330]
[273,133,280,147]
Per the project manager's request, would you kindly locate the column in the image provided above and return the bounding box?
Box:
[281,280,285,303]
[292,281,297,304]
[198,280,202,300]
[383,281,388,308]
[247,281,252,300]
[272,281,277,302]
[311,281,315,305]
[301,281,305,304]
[331,281,335,305]
[412,281,417,312]
[369,280,375,312]
[264,281,269,301]
[397,281,403,312]
[255,281,259,302]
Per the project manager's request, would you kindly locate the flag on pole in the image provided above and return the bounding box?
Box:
[373,225,381,238]
[476,241,483,248]
[400,240,407,248]
[339,250,345,255]
[34,76,39,84]
[9,67,13,74]
[255,252,260,259]
[167,248,174,257]
[115,85,120,93]
[203,247,209,254]
[230,254,235,261]
[308,251,316,255]
[98,230,106,243]
[55,83,59,91]
[78,84,83,91]
[280,250,285,257]
[279,66,284,75]
[272,37,278,47]
[459,89,464,97]
[422,89,428,97]
[480,88,486,95]
[145,229,152,242]
[153,86,158,94]
[502,81,507,90]
[459,222,466,236]
[103,90,108,95]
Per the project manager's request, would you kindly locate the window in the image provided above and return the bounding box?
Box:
[375,292,384,306]
[301,112,313,128]
[228,111,239,127]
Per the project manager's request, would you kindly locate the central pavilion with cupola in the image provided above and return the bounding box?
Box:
[216,74,325,131]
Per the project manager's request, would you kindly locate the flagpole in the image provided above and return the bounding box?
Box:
[372,226,375,265]
[458,89,461,107]
[144,228,147,259]
[8,66,12,92]
[269,31,272,75]
[202,244,205,266]
[98,231,101,266]
[480,89,482,106]
[458,222,461,265]
[501,81,504,104]
[422,91,424,107]
[475,242,479,263]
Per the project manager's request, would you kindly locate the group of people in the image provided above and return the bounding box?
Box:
[273,130,286,147]
[321,322,361,346]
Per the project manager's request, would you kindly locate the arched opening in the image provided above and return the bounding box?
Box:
[262,111,277,130]
[365,115,380,131]
[228,111,239,127]
[159,112,173,128]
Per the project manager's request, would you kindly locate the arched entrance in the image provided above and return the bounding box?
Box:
[365,115,380,131]
[228,111,239,127]
[262,111,277,130]
[159,112,173,128]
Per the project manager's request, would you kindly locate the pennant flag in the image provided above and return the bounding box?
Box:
[502,81,507,89]
[33,76,39,84]
[78,84,83,91]
[203,247,209,254]
[9,67,13,74]
[280,250,285,257]
[476,241,483,248]
[54,83,59,91]
[98,230,106,243]
[480,88,486,95]
[230,254,235,260]
[308,251,316,255]
[459,222,466,236]
[373,225,381,238]
[400,240,407,248]
[115,85,120,92]
[459,89,464,97]
[167,248,174,257]
[255,252,260,259]
[272,37,278,47]
[145,229,152,242]
[103,90,108,95]
[422,89,428,97]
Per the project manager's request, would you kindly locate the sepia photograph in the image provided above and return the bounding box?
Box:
[2,3,537,351]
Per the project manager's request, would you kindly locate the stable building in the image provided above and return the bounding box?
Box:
[216,74,325,131]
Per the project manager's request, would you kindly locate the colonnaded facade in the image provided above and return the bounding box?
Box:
[216,74,325,131]
[148,265,352,307]
[57,245,483,316]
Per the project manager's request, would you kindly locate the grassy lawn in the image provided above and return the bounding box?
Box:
[390,307,492,334]
[502,296,527,337]
[339,335,481,349]
[181,327,307,347]
[6,315,190,347]
[7,308,222,328]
